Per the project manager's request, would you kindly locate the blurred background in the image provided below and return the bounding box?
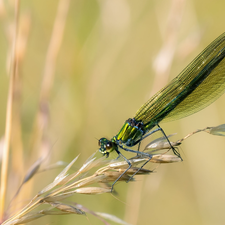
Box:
[1,0,225,224]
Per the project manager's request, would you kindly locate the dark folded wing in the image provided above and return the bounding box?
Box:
[134,32,225,125]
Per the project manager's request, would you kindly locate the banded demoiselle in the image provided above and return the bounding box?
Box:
[98,32,225,190]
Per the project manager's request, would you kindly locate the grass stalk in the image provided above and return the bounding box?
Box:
[2,152,177,225]
[0,0,20,221]
[30,0,70,154]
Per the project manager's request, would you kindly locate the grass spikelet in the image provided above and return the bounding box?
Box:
[47,202,85,215]
[1,154,154,225]
[3,123,224,224]
[117,167,152,175]
[39,209,71,215]
[54,155,79,182]
[5,126,221,224]
[5,128,220,224]
[150,154,182,163]
[74,187,111,195]
[207,124,225,136]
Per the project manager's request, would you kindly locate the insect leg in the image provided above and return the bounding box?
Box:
[119,145,153,182]
[141,127,161,140]
[157,124,182,160]
[111,149,132,192]
[136,141,142,156]
[120,145,153,157]
[128,156,152,182]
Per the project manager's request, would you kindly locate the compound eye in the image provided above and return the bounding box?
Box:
[98,138,104,146]
[106,142,112,150]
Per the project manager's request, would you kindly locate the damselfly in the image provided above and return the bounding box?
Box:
[99,32,225,190]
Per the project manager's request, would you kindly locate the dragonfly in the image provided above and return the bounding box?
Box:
[98,32,225,190]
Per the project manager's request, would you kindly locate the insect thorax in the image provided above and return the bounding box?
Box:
[114,118,145,147]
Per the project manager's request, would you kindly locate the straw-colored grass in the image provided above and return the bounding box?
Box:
[0,0,20,220]
[3,124,225,224]
[2,149,182,225]
[0,0,70,223]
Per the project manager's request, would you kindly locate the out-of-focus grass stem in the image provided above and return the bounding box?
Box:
[0,0,20,221]
[30,0,70,155]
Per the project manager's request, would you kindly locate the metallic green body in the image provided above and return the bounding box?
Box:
[115,121,143,146]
